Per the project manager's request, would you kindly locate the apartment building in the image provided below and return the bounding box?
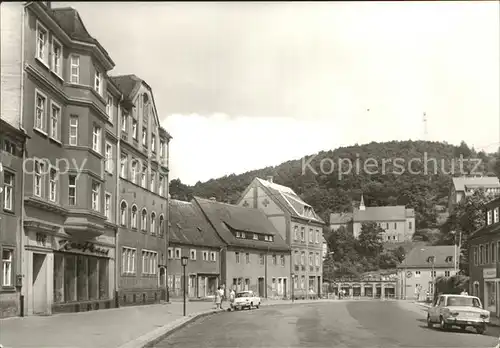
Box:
[1,2,171,316]
[448,176,500,214]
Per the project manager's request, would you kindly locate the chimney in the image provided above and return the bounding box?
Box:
[267,176,273,183]
[209,197,216,201]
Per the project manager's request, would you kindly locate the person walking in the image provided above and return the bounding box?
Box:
[229,288,236,311]
[220,284,226,310]
[215,286,222,310]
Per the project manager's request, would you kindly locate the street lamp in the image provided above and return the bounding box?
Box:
[291,273,295,303]
[181,256,188,316]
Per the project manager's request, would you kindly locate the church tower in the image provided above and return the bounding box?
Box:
[359,194,366,211]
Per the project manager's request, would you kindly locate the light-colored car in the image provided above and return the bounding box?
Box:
[233,290,261,310]
[494,336,500,348]
[427,294,490,334]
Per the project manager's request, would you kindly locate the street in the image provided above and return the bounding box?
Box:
[154,301,500,348]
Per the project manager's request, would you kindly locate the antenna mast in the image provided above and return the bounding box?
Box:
[423,112,428,140]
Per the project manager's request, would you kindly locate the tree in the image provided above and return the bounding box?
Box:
[169,178,193,201]
[357,222,384,258]
[323,226,361,279]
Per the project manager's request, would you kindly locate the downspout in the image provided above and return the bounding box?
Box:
[165,138,171,302]
[114,93,123,307]
[19,2,31,317]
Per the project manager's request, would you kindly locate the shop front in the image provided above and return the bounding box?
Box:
[24,222,115,316]
[483,268,499,322]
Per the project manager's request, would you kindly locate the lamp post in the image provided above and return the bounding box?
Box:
[291,273,295,303]
[181,256,188,316]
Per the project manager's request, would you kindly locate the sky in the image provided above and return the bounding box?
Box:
[53,1,500,185]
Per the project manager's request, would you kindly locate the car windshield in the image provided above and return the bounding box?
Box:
[236,292,251,298]
[446,296,481,308]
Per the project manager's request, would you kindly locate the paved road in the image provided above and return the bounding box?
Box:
[154,301,500,348]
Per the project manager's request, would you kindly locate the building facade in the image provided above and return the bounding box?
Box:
[0,120,28,318]
[468,197,500,324]
[396,246,456,300]
[168,199,224,298]
[194,197,292,299]
[448,176,500,214]
[237,177,325,299]
[2,2,171,316]
[330,195,415,243]
[111,74,171,307]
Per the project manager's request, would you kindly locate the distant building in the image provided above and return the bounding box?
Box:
[167,199,224,299]
[330,195,415,243]
[396,246,456,300]
[468,196,500,323]
[237,176,325,299]
[194,197,291,299]
[448,176,500,213]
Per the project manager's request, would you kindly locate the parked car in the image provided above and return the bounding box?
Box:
[426,294,490,334]
[494,336,500,348]
[233,290,261,310]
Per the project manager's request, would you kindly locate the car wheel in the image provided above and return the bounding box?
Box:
[476,325,486,335]
[439,316,448,330]
[250,302,253,309]
[426,314,433,328]
[256,303,260,309]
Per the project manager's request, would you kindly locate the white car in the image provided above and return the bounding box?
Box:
[233,290,261,310]
[427,294,490,334]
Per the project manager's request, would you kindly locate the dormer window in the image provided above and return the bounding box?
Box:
[241,232,246,238]
[253,233,258,240]
[236,231,241,238]
[445,256,453,263]
[487,210,493,225]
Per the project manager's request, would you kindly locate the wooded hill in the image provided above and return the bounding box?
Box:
[170,140,500,230]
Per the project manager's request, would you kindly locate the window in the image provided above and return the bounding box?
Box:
[480,245,484,264]
[245,253,250,264]
[315,230,320,244]
[49,168,57,202]
[103,142,113,173]
[494,207,499,223]
[142,127,147,146]
[210,252,216,262]
[3,172,14,211]
[445,271,450,277]
[2,249,13,287]
[69,116,78,145]
[141,165,147,188]
[473,246,478,266]
[301,227,305,241]
[160,140,165,158]
[34,160,44,197]
[159,176,164,196]
[151,134,156,153]
[487,210,493,225]
[68,175,76,205]
[105,193,111,220]
[253,233,258,240]
[415,271,421,278]
[106,94,113,120]
[120,201,127,226]
[150,212,156,234]
[159,215,165,237]
[132,119,138,139]
[120,153,127,178]
[131,205,138,229]
[309,229,313,242]
[168,248,173,259]
[92,125,101,153]
[35,90,47,133]
[486,244,490,264]
[308,253,313,266]
[91,181,100,211]
[300,251,305,265]
[94,69,102,95]
[294,226,299,241]
[50,101,60,140]
[150,171,156,192]
[121,112,128,133]
[409,221,412,229]
[3,140,15,155]
[36,21,48,64]
[280,255,285,266]
[202,251,208,261]
[142,250,157,275]
[235,252,240,263]
[272,254,277,265]
[70,55,80,84]
[174,248,181,259]
[492,243,497,263]
[141,209,147,231]
[131,160,138,184]
[51,37,62,76]
[259,254,265,265]
[190,249,196,260]
[122,247,136,274]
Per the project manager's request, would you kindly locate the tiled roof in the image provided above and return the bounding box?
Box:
[49,7,113,65]
[168,199,224,248]
[329,213,353,224]
[453,176,500,191]
[353,206,413,222]
[193,197,290,252]
[399,245,455,268]
[256,178,325,224]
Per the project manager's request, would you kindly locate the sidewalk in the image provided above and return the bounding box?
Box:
[0,298,349,348]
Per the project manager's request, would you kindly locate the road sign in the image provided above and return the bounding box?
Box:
[406,271,412,278]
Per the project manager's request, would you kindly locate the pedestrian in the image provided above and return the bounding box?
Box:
[219,285,225,310]
[229,288,235,311]
[215,286,222,309]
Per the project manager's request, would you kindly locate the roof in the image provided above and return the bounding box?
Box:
[49,7,114,67]
[330,213,353,224]
[193,197,290,252]
[452,176,500,191]
[255,178,325,224]
[353,206,413,222]
[168,199,224,248]
[399,246,456,268]
[469,220,500,241]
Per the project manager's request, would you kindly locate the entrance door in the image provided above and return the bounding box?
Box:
[258,277,264,297]
[32,253,48,315]
[283,279,287,298]
[159,267,166,288]
[189,275,196,297]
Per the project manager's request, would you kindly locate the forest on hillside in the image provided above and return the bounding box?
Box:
[170,140,500,230]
